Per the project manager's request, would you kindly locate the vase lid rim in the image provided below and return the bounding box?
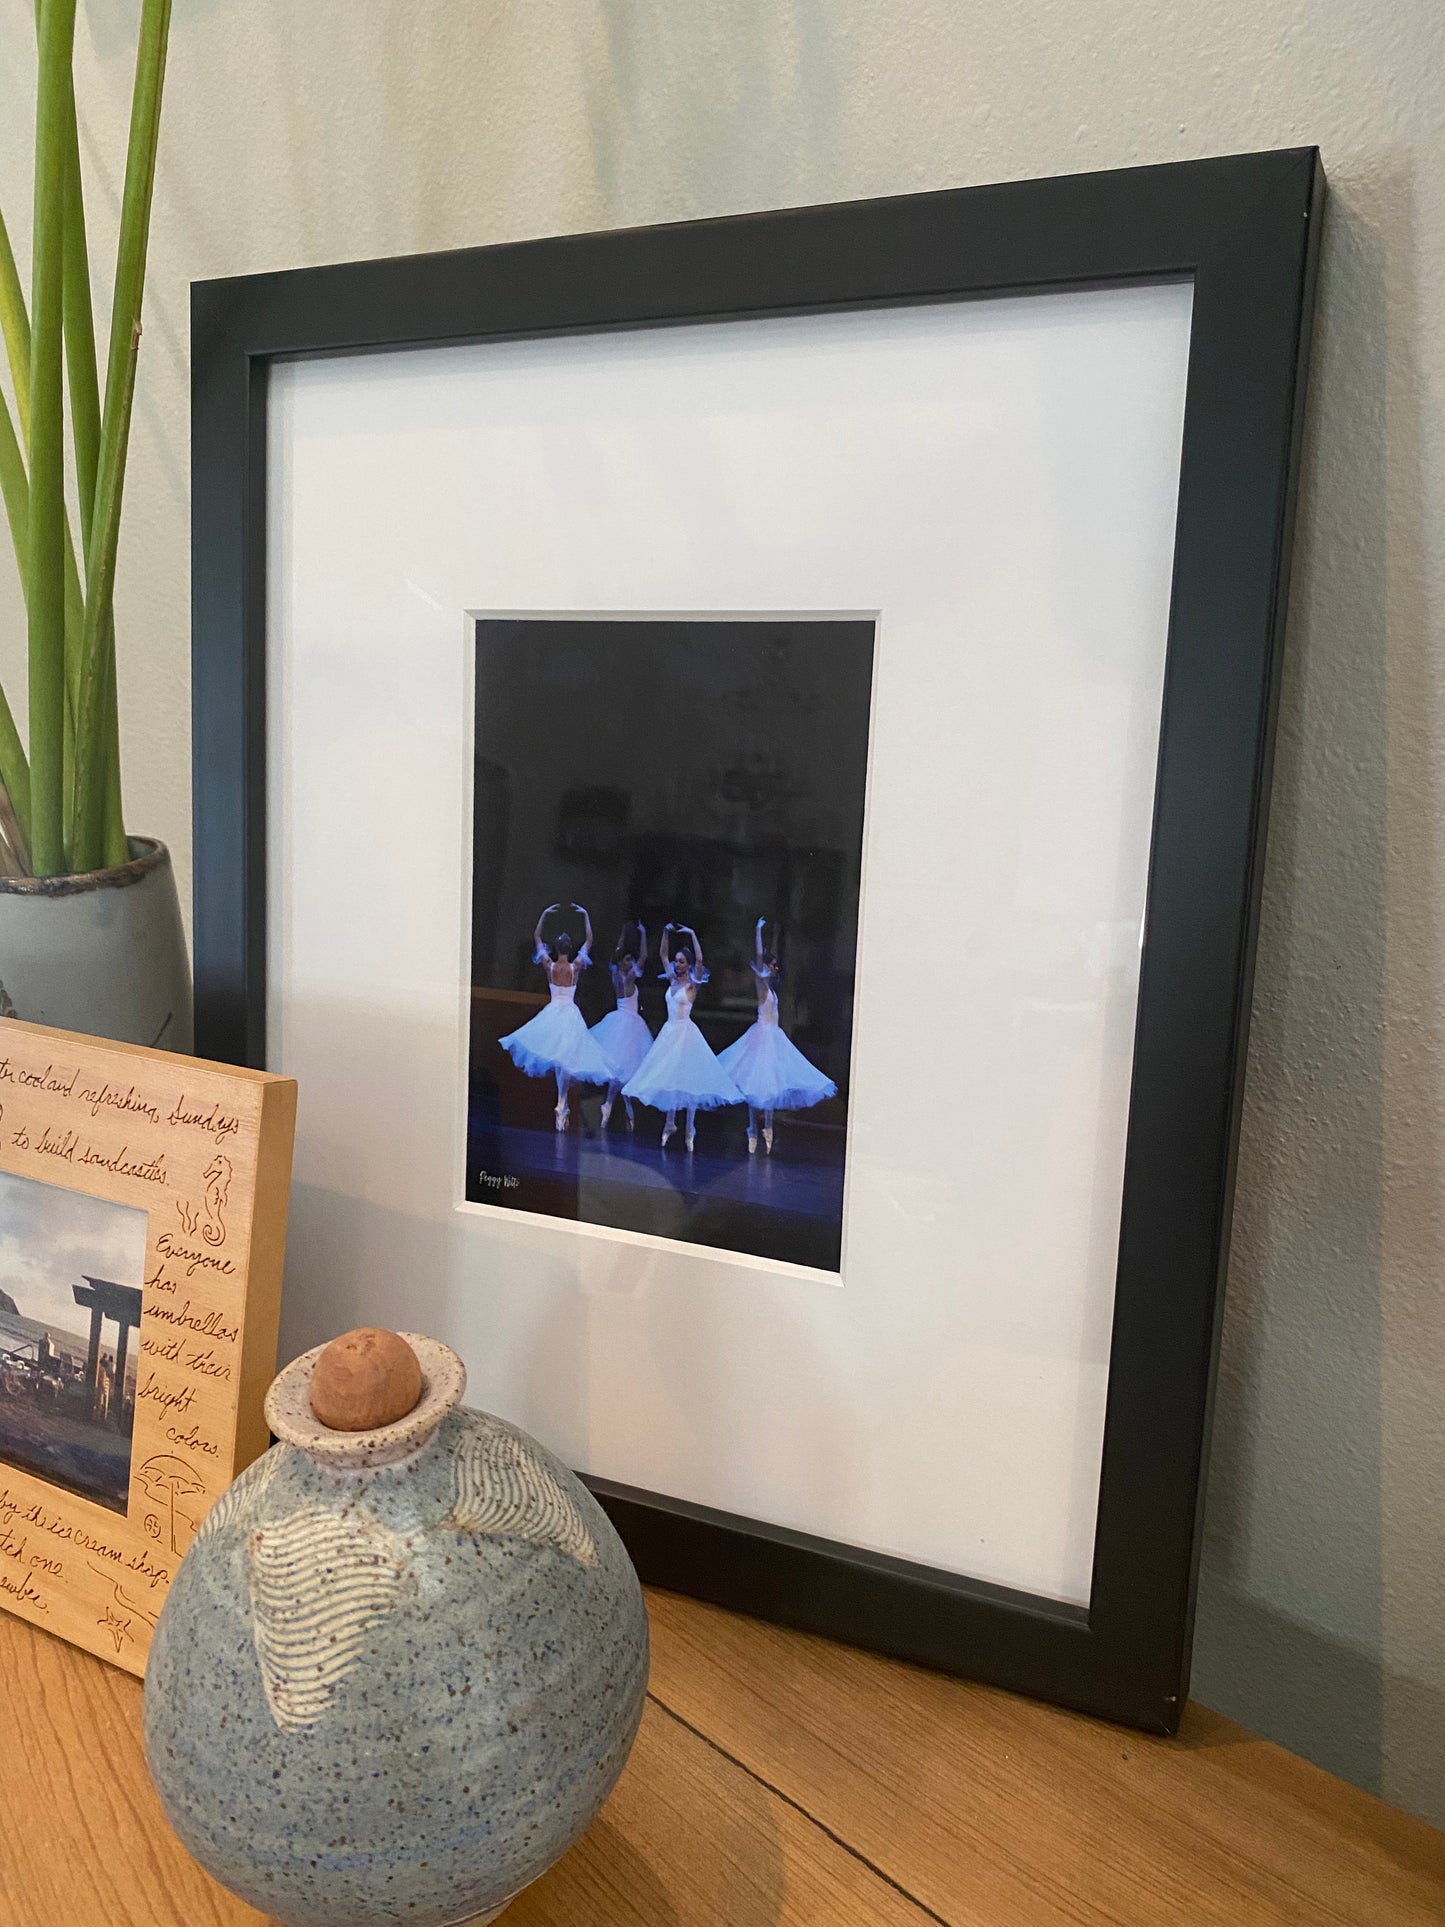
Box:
[265,1333,466,1470]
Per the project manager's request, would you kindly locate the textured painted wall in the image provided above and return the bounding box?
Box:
[0,0,1441,1824]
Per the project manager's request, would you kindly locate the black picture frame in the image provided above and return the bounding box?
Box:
[191,148,1325,1732]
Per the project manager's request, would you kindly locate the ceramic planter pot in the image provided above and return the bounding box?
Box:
[143,1336,649,1927]
[0,837,192,1051]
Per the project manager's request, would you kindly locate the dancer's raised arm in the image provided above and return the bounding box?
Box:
[659,924,673,976]
[751,916,768,975]
[749,916,773,1004]
[681,925,706,979]
[533,903,560,963]
[574,903,595,967]
[636,922,648,967]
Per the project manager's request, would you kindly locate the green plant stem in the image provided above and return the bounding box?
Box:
[0,190,81,705]
[55,32,121,864]
[61,80,100,542]
[0,191,97,869]
[0,205,31,447]
[46,0,116,867]
[62,530,78,854]
[0,393,28,592]
[0,396,34,849]
[27,0,77,877]
[71,0,169,872]
[99,622,125,867]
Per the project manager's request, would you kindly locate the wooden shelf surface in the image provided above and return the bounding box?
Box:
[2,1586,1442,1926]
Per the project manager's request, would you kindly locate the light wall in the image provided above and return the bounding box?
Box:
[0,0,1441,1825]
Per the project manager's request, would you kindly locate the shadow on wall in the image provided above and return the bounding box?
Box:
[1193,156,1445,1826]
[574,0,843,216]
[1196,1588,1445,1811]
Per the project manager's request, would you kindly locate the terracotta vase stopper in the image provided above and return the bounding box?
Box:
[309,1327,423,1432]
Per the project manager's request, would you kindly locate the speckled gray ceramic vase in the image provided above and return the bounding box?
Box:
[143,1337,648,1926]
[0,836,192,1050]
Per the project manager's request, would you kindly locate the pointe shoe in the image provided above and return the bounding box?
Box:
[625,1108,635,1132]
[747,1133,758,1155]
[661,1124,675,1148]
[554,1103,569,1133]
[686,1133,696,1153]
[763,1128,773,1155]
[600,1100,613,1129]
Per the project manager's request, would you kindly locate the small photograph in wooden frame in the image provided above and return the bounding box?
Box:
[0,1017,295,1673]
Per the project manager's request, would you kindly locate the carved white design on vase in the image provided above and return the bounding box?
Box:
[194,1443,289,1545]
[248,1506,411,1732]
[445,1416,598,1568]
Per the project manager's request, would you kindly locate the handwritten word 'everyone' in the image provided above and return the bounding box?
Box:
[154,1231,236,1279]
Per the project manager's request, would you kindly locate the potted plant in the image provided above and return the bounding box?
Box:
[0,0,188,1050]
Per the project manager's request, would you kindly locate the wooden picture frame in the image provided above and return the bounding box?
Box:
[0,1018,295,1672]
[190,149,1323,1730]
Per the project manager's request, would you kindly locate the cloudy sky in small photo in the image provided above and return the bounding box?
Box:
[0,1170,148,1340]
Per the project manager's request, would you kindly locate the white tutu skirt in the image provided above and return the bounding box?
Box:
[589,1005,654,1083]
[499,1001,612,1084]
[717,1022,837,1111]
[622,1020,742,1112]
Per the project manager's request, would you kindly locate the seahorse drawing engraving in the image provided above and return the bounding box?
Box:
[201,1153,232,1246]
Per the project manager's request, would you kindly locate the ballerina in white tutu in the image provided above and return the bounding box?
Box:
[498,902,613,1132]
[591,922,654,1132]
[622,924,741,1151]
[718,918,837,1154]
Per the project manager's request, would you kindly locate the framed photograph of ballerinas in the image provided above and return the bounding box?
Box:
[191,149,1323,1732]
[467,615,873,1274]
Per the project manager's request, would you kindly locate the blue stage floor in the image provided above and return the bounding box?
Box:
[467,1113,845,1271]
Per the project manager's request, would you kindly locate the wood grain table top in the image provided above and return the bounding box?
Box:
[2,1585,1441,1926]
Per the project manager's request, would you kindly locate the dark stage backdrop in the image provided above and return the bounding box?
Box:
[467,616,876,1269]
